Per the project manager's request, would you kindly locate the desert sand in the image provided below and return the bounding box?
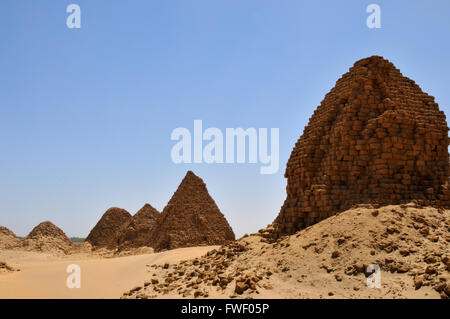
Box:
[123,204,450,299]
[0,246,217,299]
[1,203,449,299]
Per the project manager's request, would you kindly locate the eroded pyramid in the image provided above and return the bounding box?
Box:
[150,171,235,251]
[273,56,450,237]
[118,203,160,250]
[23,221,74,254]
[86,207,132,249]
[0,226,22,249]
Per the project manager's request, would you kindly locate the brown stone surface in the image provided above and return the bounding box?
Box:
[118,204,160,251]
[0,226,22,249]
[273,56,450,236]
[22,221,74,254]
[86,207,132,249]
[150,171,235,251]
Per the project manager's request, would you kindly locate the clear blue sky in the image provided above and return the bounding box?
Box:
[1,1,449,238]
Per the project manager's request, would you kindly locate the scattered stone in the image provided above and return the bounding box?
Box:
[235,282,249,295]
[331,251,340,259]
[414,276,424,290]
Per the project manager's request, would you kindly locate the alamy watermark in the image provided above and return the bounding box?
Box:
[66,264,81,289]
[366,264,381,288]
[170,120,279,174]
[66,4,81,29]
[65,5,381,30]
[366,4,381,29]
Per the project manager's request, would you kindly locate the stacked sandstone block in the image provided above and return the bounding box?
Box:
[85,171,235,252]
[273,56,450,237]
[150,171,235,251]
[118,203,160,251]
[86,207,132,249]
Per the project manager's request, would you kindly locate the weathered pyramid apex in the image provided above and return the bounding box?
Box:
[150,172,235,251]
[184,170,201,180]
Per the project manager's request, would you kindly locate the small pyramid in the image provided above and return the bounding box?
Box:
[118,203,160,250]
[150,171,235,251]
[273,56,450,237]
[86,207,132,249]
[26,221,72,243]
[23,221,73,254]
[0,226,22,249]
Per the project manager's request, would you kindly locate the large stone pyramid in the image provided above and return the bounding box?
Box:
[150,171,235,251]
[273,56,450,237]
[86,207,132,249]
[118,203,160,250]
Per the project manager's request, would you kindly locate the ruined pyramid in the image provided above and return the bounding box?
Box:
[150,171,235,251]
[86,207,132,250]
[272,56,450,237]
[118,203,160,250]
[22,221,74,254]
[0,226,22,249]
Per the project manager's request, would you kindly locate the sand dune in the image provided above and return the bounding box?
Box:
[0,246,217,299]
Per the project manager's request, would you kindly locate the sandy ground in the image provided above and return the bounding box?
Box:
[0,246,217,299]
[1,204,449,299]
[124,204,449,299]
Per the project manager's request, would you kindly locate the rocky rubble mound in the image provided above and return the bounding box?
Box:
[71,241,94,254]
[0,261,18,273]
[118,204,160,251]
[273,56,450,237]
[22,221,74,255]
[122,241,253,299]
[86,207,132,250]
[124,204,450,299]
[150,171,235,252]
[0,226,22,249]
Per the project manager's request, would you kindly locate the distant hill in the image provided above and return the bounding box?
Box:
[70,237,86,243]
